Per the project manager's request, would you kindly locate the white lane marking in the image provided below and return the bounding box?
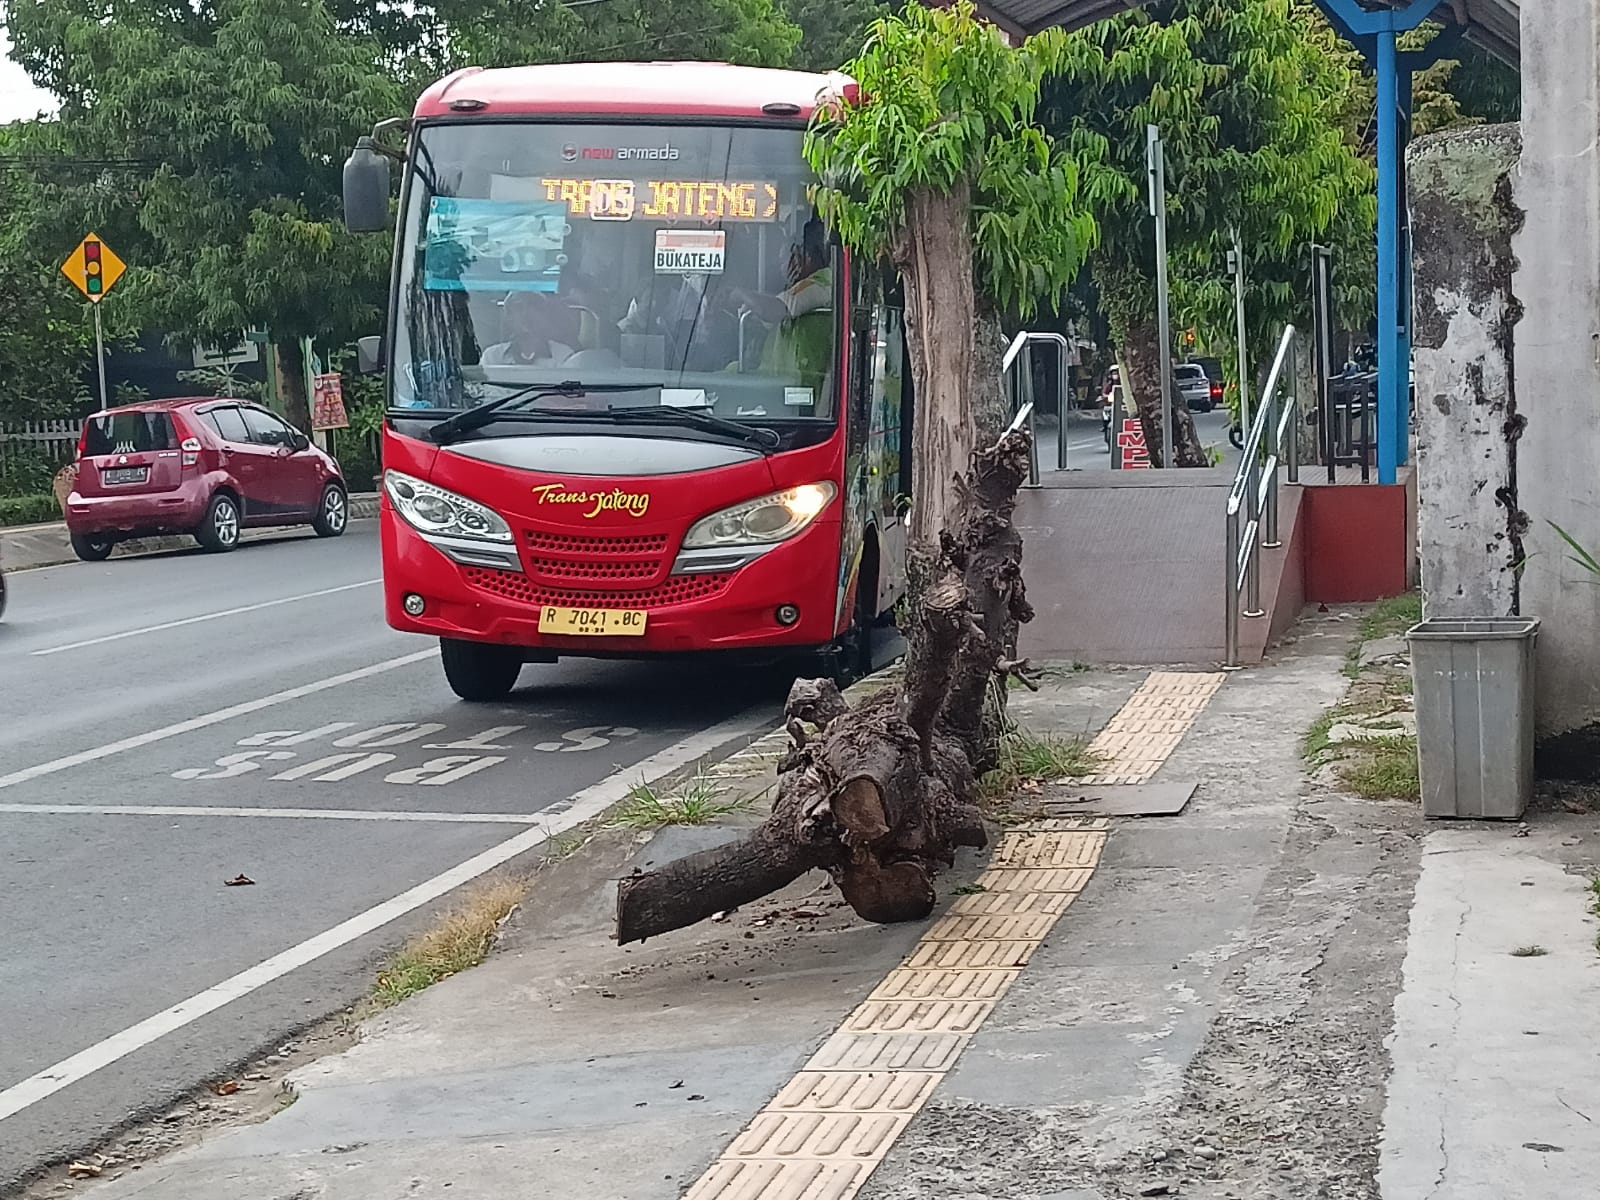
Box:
[0,710,768,1123]
[30,580,381,656]
[0,650,435,792]
[0,804,543,823]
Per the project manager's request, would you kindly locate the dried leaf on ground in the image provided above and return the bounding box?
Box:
[224,874,255,887]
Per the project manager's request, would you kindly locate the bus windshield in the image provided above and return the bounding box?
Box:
[391,121,839,427]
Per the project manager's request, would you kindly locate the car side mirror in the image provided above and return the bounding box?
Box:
[356,335,385,375]
[343,138,391,233]
[291,432,311,452]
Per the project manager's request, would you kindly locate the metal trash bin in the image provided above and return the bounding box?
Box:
[1407,617,1540,820]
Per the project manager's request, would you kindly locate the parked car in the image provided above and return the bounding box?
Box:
[64,399,348,562]
[1175,363,1216,412]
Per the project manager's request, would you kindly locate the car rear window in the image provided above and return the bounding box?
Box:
[82,411,179,456]
[1176,365,1205,379]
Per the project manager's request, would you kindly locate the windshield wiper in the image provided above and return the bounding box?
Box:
[607,405,781,451]
[427,381,654,445]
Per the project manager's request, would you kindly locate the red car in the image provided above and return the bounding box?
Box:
[65,399,349,561]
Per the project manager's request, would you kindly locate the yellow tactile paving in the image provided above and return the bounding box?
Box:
[902,938,1038,970]
[946,889,1075,917]
[806,1030,967,1072]
[769,1071,943,1115]
[867,968,1020,1002]
[972,865,1096,893]
[727,1112,912,1162]
[681,667,1226,1200]
[923,912,1059,942]
[843,999,993,1035]
[988,830,1106,869]
[1077,670,1225,786]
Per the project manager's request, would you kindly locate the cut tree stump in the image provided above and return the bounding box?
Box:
[615,426,1035,944]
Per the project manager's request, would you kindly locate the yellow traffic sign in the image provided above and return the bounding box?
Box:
[61,233,127,302]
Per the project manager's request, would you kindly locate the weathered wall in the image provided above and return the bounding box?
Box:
[1514,1,1600,739]
[1407,124,1523,619]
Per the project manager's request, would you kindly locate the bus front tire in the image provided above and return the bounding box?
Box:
[440,638,523,702]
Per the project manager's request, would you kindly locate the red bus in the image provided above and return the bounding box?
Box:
[343,63,911,700]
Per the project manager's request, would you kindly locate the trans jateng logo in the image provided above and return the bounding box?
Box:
[560,143,681,162]
[531,482,650,519]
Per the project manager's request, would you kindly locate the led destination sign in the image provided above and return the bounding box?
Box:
[539,177,780,222]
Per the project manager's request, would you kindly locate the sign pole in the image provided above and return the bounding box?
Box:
[1147,125,1174,468]
[92,302,109,412]
[1230,229,1251,442]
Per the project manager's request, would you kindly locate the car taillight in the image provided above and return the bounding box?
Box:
[181,437,201,469]
[77,425,91,458]
[1211,384,1223,398]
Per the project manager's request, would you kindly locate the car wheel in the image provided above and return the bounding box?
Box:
[70,532,116,562]
[312,484,348,538]
[440,638,523,702]
[0,569,7,621]
[195,494,241,553]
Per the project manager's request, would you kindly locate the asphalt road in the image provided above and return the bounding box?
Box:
[0,523,793,1187]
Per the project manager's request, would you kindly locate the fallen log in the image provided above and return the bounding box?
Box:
[615,427,1033,944]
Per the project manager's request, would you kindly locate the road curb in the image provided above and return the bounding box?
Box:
[1,493,381,572]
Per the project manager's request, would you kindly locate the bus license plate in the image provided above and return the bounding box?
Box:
[537,606,648,637]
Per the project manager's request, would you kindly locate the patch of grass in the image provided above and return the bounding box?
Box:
[1339,735,1420,801]
[1360,592,1423,643]
[1004,728,1101,781]
[1511,945,1549,958]
[1383,673,1414,697]
[371,876,527,1009]
[952,883,988,896]
[976,728,1102,818]
[1304,711,1336,761]
[613,773,751,830]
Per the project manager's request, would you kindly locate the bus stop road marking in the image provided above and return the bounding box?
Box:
[0,649,436,793]
[29,580,381,656]
[0,804,547,824]
[0,708,768,1125]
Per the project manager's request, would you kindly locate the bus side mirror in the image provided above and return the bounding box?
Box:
[356,335,385,374]
[343,138,391,233]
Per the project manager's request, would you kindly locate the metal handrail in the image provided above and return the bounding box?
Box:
[1002,331,1071,484]
[1225,325,1299,668]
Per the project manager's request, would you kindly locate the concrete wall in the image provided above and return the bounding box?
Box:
[1514,1,1600,737]
[1408,124,1522,620]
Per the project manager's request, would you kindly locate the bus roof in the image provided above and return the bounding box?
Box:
[413,62,854,122]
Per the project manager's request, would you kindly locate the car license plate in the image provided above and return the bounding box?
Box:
[102,467,148,485]
[537,606,648,637]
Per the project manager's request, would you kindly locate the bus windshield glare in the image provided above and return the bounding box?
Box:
[392,122,839,426]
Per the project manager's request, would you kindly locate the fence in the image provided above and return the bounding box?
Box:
[0,420,80,490]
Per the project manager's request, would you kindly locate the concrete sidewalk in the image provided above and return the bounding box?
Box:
[0,494,380,571]
[29,607,1600,1200]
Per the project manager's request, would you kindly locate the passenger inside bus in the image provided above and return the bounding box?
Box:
[480,291,578,367]
[731,217,833,389]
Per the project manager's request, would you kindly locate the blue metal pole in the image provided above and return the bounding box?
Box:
[1374,28,1400,486]
[1397,65,1414,468]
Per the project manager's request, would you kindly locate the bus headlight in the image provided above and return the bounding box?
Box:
[682,482,837,549]
[384,471,513,543]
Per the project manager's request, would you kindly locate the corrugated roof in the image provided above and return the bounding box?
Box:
[973,0,1520,65]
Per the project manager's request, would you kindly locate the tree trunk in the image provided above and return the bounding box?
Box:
[1120,316,1208,468]
[895,182,976,554]
[970,303,1009,445]
[277,339,311,433]
[615,428,1037,945]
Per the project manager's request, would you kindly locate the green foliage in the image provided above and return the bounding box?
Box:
[1041,1,1376,369]
[176,364,265,402]
[781,0,890,72]
[804,0,1095,318]
[0,494,63,527]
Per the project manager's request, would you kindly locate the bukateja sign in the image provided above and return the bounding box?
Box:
[530,483,651,519]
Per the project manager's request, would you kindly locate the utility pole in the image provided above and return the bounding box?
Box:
[1147,125,1174,468]
[1228,229,1250,440]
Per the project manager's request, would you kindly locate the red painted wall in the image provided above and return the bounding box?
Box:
[1301,473,1416,603]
